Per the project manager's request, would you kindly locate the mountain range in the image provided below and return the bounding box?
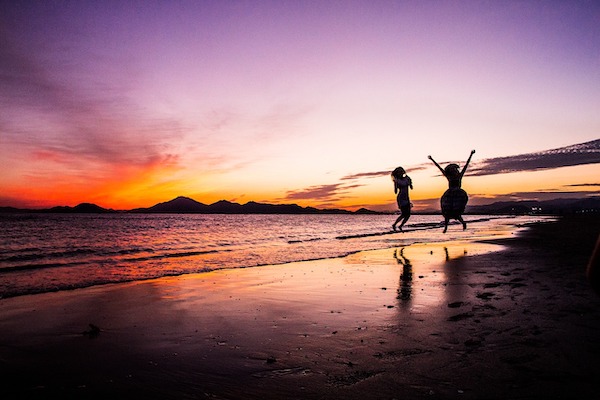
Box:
[465,196,600,215]
[130,196,361,214]
[1,195,599,215]
[0,196,372,215]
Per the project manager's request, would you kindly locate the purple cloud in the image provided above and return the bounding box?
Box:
[566,183,600,188]
[340,171,390,180]
[0,26,186,172]
[341,165,429,181]
[470,139,600,176]
[283,183,362,202]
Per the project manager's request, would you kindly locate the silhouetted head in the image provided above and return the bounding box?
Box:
[391,167,406,179]
[444,163,459,176]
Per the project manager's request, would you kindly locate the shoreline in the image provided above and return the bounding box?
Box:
[1,215,599,399]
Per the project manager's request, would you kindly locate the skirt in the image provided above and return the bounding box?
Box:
[441,188,468,218]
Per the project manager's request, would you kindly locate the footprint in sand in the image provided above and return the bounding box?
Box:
[448,312,474,321]
[476,292,495,300]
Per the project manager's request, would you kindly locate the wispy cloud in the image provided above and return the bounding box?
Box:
[1,30,186,178]
[341,171,390,180]
[470,139,600,176]
[336,139,600,186]
[282,183,362,203]
[565,183,600,188]
[341,165,429,181]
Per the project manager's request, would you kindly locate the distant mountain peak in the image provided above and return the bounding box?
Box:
[73,203,108,213]
[144,196,208,213]
[167,196,200,202]
[213,199,236,205]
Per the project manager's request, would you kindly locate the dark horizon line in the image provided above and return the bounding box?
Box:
[1,195,600,216]
[0,196,378,215]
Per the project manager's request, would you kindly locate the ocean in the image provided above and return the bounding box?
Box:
[0,213,550,298]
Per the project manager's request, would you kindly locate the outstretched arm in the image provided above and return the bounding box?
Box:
[460,150,476,177]
[428,155,445,175]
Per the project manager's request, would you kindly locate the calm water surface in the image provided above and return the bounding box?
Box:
[0,213,549,298]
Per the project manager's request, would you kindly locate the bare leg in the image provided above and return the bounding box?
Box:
[443,217,449,233]
[457,216,467,230]
[393,214,404,231]
[399,215,410,231]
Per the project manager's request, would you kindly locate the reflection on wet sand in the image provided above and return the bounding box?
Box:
[441,246,469,308]
[394,248,413,303]
[443,246,468,261]
[389,242,505,313]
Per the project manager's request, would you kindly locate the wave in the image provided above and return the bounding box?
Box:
[335,222,445,240]
[0,249,224,274]
[123,249,225,263]
[285,217,501,243]
[0,248,96,263]
[287,237,324,244]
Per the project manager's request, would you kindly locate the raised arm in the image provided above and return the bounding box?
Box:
[428,155,445,175]
[460,150,476,177]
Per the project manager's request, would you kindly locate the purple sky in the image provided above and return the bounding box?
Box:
[1,1,599,210]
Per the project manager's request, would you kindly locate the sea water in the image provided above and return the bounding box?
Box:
[0,213,549,298]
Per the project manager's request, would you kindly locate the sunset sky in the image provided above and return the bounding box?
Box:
[1,1,599,211]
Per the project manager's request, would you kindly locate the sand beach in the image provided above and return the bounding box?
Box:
[1,215,599,399]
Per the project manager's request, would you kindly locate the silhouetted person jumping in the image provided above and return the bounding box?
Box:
[391,166,413,232]
[428,150,475,233]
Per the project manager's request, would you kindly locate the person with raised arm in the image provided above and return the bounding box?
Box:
[428,150,475,233]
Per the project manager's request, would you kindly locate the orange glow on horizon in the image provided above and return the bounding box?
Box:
[2,158,599,211]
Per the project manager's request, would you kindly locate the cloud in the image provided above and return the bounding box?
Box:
[470,139,600,176]
[566,183,600,188]
[341,171,390,180]
[282,182,362,203]
[0,26,59,109]
[337,139,599,188]
[341,165,429,181]
[0,28,186,174]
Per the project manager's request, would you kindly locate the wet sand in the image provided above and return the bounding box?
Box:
[1,215,599,399]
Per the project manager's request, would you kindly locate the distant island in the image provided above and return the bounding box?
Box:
[1,195,599,215]
[466,196,600,215]
[0,196,376,215]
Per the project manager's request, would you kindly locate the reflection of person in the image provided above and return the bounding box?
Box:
[394,248,412,301]
[428,150,475,233]
[391,167,413,232]
[587,235,600,296]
